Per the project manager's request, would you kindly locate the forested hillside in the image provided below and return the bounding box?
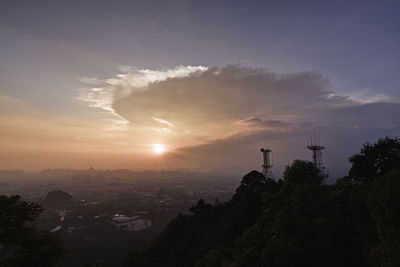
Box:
[127,137,400,267]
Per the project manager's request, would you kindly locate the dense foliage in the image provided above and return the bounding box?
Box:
[0,195,65,267]
[127,137,400,267]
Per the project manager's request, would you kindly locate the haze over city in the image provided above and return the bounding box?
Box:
[1,0,399,176]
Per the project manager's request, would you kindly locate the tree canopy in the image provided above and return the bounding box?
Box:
[0,195,65,267]
[349,136,400,184]
[126,136,400,267]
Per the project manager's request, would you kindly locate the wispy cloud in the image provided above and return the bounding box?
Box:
[78,65,208,127]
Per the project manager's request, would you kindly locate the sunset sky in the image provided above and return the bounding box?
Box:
[1,0,399,176]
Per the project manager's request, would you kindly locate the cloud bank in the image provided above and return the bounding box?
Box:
[79,65,400,178]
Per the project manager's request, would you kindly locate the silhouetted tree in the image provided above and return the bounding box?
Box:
[283,159,323,186]
[232,161,336,267]
[189,199,212,214]
[0,195,65,267]
[349,136,400,184]
[126,171,276,267]
[368,168,400,266]
[328,137,400,265]
[329,175,374,266]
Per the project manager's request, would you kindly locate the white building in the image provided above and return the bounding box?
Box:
[111,214,152,232]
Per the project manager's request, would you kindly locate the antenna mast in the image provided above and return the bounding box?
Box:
[260,145,274,179]
[306,130,325,171]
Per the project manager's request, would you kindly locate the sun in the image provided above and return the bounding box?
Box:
[153,144,166,154]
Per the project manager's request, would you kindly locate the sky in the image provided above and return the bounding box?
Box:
[0,0,399,178]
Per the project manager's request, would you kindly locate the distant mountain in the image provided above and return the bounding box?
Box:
[42,190,74,208]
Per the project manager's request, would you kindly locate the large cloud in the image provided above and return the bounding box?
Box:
[110,66,343,139]
[79,65,400,178]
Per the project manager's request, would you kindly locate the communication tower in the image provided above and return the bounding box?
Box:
[307,131,325,171]
[260,146,274,179]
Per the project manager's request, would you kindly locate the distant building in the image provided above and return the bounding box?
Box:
[111,214,152,232]
[50,225,62,233]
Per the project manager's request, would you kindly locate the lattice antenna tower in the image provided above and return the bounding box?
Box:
[260,145,274,179]
[307,130,325,171]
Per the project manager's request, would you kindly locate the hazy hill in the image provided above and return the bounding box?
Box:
[42,190,74,208]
